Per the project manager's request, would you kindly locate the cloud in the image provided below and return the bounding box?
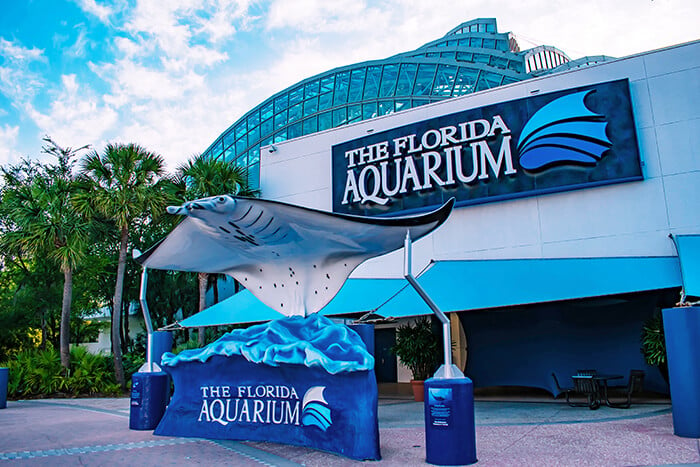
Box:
[75,0,114,23]
[0,125,21,166]
[23,74,118,152]
[0,39,47,102]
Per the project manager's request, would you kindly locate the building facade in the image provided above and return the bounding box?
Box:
[197,19,699,395]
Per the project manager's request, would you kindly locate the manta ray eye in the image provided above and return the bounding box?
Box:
[218,196,226,203]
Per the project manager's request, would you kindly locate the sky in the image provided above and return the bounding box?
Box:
[0,0,698,171]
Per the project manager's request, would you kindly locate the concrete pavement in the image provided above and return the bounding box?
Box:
[1,394,698,466]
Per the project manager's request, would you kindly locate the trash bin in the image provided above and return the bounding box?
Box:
[424,377,477,465]
[0,367,8,409]
[129,371,170,430]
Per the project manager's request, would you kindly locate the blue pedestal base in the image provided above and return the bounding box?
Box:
[663,306,700,438]
[424,377,477,466]
[129,372,170,430]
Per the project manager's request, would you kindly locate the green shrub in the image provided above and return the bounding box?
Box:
[1,346,121,398]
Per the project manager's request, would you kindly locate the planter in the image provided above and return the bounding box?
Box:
[662,306,700,438]
[411,380,425,402]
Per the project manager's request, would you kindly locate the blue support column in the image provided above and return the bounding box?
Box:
[129,372,170,430]
[0,367,8,409]
[663,306,700,438]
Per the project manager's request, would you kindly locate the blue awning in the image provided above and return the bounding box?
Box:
[177,278,407,327]
[672,234,700,299]
[375,257,682,318]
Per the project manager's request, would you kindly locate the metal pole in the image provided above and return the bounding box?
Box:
[403,231,461,379]
[139,267,155,372]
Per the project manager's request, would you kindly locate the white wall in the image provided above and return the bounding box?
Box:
[260,41,700,277]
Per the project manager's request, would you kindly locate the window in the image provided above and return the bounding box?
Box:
[453,67,478,95]
[414,64,436,96]
[234,122,246,139]
[274,130,287,143]
[347,104,362,123]
[304,80,319,98]
[248,125,260,145]
[274,95,288,113]
[378,100,393,116]
[260,117,273,138]
[302,116,318,135]
[274,110,287,129]
[379,64,398,97]
[318,111,332,131]
[303,96,318,116]
[333,108,347,127]
[364,66,382,99]
[288,103,302,122]
[289,86,303,105]
[362,102,376,120]
[235,136,247,155]
[319,92,333,110]
[260,102,273,120]
[348,68,366,103]
[395,63,417,96]
[288,122,302,139]
[333,71,350,105]
[320,75,334,93]
[432,64,456,96]
[395,100,410,112]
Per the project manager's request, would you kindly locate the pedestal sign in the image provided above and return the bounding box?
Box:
[663,306,700,438]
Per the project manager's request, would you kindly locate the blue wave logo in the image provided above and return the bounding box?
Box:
[301,386,332,431]
[517,90,612,171]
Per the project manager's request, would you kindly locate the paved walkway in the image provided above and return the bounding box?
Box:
[0,396,698,466]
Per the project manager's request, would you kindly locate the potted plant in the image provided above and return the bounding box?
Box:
[641,313,669,384]
[391,317,440,401]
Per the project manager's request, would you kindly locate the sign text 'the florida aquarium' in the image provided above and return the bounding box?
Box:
[331,79,642,216]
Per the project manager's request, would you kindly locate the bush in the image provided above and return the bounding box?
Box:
[1,346,121,398]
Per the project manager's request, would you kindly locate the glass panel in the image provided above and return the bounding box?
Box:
[473,53,490,64]
[304,80,319,98]
[469,38,482,48]
[260,117,273,138]
[211,149,224,161]
[378,100,393,115]
[274,110,288,129]
[363,66,382,99]
[236,152,247,167]
[247,110,260,128]
[502,76,519,85]
[288,122,302,139]
[486,22,495,32]
[235,136,248,155]
[302,116,317,135]
[456,52,472,62]
[395,99,410,112]
[348,68,366,103]
[395,63,417,96]
[319,92,333,110]
[223,144,235,160]
[274,94,288,113]
[347,104,361,123]
[414,64,436,96]
[333,71,350,105]
[247,163,259,190]
[482,39,496,49]
[496,39,509,51]
[223,130,236,149]
[260,101,274,120]
[289,86,303,104]
[453,67,478,95]
[490,56,508,69]
[248,125,260,145]
[458,38,469,46]
[362,102,376,120]
[476,71,502,91]
[249,146,260,165]
[260,135,272,148]
[318,111,332,131]
[274,130,287,143]
[412,99,429,108]
[234,122,246,139]
[440,52,453,59]
[379,64,398,97]
[508,60,523,72]
[432,64,456,96]
[332,108,347,127]
[303,96,318,116]
[288,102,302,122]
[320,75,334,93]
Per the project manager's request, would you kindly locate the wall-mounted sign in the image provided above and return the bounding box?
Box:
[332,79,642,216]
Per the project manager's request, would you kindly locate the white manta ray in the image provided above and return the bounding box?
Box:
[135,196,454,317]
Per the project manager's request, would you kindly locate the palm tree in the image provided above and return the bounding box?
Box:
[0,137,91,369]
[176,155,256,346]
[77,143,173,388]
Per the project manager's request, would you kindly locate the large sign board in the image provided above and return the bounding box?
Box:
[332,79,642,216]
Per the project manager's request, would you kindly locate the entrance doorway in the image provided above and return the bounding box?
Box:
[374,328,397,382]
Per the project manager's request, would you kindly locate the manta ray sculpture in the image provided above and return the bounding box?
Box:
[135,195,453,317]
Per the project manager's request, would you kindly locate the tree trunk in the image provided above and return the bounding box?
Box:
[40,309,47,350]
[198,272,208,347]
[112,226,128,389]
[60,266,73,370]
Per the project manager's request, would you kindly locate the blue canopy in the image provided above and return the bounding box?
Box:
[671,234,700,299]
[375,256,682,318]
[177,277,407,327]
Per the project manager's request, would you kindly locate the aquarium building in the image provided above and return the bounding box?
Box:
[192,18,700,395]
